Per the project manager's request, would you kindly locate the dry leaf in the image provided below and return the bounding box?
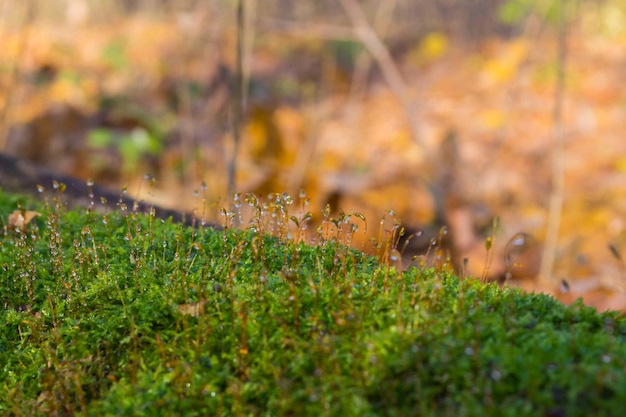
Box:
[481,39,529,85]
[8,210,42,230]
[178,300,207,317]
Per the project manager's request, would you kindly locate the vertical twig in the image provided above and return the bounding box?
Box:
[0,1,32,151]
[242,0,255,111]
[539,0,568,284]
[228,0,246,198]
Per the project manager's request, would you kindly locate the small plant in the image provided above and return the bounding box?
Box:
[1,187,626,416]
[87,126,163,174]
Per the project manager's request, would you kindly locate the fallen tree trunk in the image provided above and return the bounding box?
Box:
[0,152,214,228]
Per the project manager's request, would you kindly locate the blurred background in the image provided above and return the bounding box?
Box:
[2,0,626,309]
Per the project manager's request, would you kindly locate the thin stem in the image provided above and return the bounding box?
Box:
[539,0,568,284]
[228,0,246,198]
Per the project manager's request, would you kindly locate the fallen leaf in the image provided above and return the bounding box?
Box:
[178,300,207,317]
[8,210,41,230]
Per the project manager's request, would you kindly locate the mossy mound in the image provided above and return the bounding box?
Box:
[1,190,625,416]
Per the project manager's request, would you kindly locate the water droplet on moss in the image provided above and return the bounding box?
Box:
[511,233,527,247]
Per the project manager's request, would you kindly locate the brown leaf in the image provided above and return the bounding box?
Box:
[8,210,41,230]
[177,300,207,317]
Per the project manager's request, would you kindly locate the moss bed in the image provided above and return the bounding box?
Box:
[1,189,626,416]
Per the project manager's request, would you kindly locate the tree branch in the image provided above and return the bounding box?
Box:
[338,0,424,152]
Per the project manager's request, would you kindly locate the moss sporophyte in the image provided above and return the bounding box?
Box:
[1,189,626,416]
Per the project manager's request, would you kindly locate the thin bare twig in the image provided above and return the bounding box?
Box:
[228,0,246,198]
[539,0,568,284]
[254,18,358,41]
[242,0,255,111]
[338,0,424,151]
[348,0,398,107]
[0,1,33,151]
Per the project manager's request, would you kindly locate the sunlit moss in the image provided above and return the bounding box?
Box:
[1,189,625,416]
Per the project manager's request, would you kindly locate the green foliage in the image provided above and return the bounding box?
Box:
[1,190,626,416]
[88,126,163,173]
[498,0,576,26]
[101,38,129,71]
[330,39,364,72]
[87,93,169,174]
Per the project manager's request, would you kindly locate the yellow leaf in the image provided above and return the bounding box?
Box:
[615,157,626,173]
[405,32,449,65]
[478,109,507,130]
[273,106,305,159]
[244,107,283,162]
[481,39,529,85]
[419,32,449,61]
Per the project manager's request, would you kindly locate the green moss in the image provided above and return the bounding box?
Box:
[1,189,625,416]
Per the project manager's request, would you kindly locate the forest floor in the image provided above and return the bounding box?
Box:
[2,11,626,311]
